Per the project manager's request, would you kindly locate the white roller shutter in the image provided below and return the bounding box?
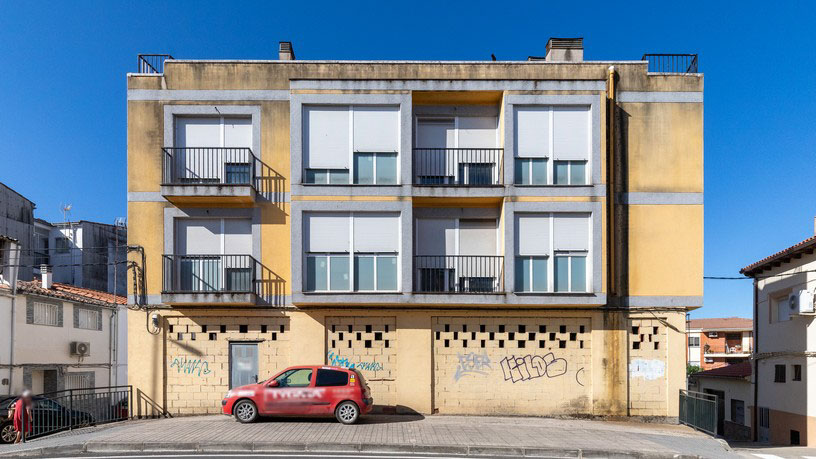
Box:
[415,219,456,255]
[177,219,221,255]
[416,119,455,148]
[516,215,550,256]
[459,219,497,255]
[552,106,590,160]
[223,219,252,254]
[553,214,590,251]
[305,213,350,253]
[175,117,221,148]
[353,213,399,252]
[353,106,399,152]
[224,118,252,148]
[514,107,550,158]
[458,117,497,148]
[304,106,350,169]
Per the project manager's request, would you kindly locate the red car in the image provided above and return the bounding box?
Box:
[222,365,373,424]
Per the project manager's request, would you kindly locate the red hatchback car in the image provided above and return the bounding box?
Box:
[222,365,373,424]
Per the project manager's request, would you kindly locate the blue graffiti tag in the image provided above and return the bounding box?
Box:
[169,356,212,377]
[454,352,492,382]
[327,351,384,372]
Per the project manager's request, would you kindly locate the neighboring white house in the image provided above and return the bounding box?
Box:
[689,361,752,441]
[741,230,816,446]
[0,273,127,396]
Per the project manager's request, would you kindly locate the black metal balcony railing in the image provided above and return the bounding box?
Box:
[414,255,504,293]
[642,54,698,73]
[413,148,504,186]
[162,148,257,186]
[137,54,173,74]
[163,254,257,294]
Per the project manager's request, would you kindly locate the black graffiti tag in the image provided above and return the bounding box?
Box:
[499,353,567,383]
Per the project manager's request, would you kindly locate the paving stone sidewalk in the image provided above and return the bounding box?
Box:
[0,414,736,457]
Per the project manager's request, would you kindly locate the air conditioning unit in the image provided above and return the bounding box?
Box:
[708,332,718,338]
[789,289,815,315]
[70,341,90,357]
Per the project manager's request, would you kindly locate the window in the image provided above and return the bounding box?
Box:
[274,368,313,387]
[758,407,770,428]
[414,116,499,185]
[303,105,399,185]
[731,399,745,425]
[32,302,60,326]
[174,116,253,184]
[776,296,792,322]
[793,364,802,381]
[65,373,93,390]
[174,218,253,292]
[775,364,786,383]
[515,213,590,293]
[514,106,590,186]
[304,213,399,292]
[688,336,700,347]
[316,369,349,387]
[55,237,70,254]
[75,307,101,331]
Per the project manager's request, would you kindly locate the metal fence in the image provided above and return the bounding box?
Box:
[413,148,504,186]
[679,389,717,435]
[162,147,257,186]
[163,254,258,294]
[414,255,504,293]
[6,386,131,443]
[642,54,699,73]
[137,54,173,74]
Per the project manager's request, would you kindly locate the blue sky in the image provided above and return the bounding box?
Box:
[1,1,814,318]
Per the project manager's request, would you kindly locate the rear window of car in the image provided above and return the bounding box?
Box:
[316,369,349,387]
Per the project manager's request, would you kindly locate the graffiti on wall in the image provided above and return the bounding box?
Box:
[454,352,492,381]
[500,353,568,383]
[629,358,665,381]
[169,356,212,377]
[327,351,385,372]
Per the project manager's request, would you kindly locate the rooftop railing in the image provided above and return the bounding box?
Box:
[413,148,504,186]
[137,54,173,74]
[642,54,698,73]
[162,147,257,187]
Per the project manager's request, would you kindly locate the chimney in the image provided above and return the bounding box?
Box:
[545,37,584,62]
[40,264,52,289]
[279,42,295,61]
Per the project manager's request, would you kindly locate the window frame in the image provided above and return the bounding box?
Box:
[774,364,786,383]
[32,301,60,327]
[793,364,802,381]
[688,336,701,347]
[75,306,102,331]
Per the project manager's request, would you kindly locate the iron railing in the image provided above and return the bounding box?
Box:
[704,344,751,355]
[413,148,504,186]
[2,386,131,443]
[414,255,504,293]
[163,254,257,294]
[137,54,173,74]
[642,54,698,73]
[679,389,717,435]
[162,147,257,187]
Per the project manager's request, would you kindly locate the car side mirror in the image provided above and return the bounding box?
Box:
[268,380,280,388]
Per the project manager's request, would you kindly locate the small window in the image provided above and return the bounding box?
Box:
[793,364,802,381]
[305,169,350,184]
[514,158,547,185]
[731,399,745,425]
[75,308,100,330]
[775,364,786,383]
[316,369,349,387]
[55,236,70,254]
[688,336,700,347]
[32,302,60,326]
[553,160,587,185]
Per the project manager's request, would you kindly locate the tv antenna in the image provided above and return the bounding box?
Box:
[60,203,73,222]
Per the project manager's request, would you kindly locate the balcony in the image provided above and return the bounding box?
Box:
[162,254,258,305]
[413,255,504,294]
[413,148,504,187]
[161,147,257,205]
[703,344,751,357]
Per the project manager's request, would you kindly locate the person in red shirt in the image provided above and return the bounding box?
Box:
[9,390,32,443]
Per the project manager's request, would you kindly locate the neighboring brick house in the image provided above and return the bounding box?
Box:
[687,317,752,370]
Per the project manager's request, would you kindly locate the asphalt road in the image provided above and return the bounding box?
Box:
[55,454,513,459]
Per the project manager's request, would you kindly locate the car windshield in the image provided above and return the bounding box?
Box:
[273,368,313,387]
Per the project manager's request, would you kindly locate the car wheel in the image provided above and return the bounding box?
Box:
[0,421,16,444]
[233,400,258,423]
[335,401,359,425]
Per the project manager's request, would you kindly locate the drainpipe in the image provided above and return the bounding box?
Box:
[606,66,617,298]
[6,240,20,396]
[752,277,759,441]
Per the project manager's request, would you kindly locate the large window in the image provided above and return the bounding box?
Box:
[515,213,590,293]
[303,106,399,185]
[174,218,253,292]
[32,302,60,326]
[304,213,399,292]
[514,106,589,186]
[414,116,499,186]
[174,116,253,184]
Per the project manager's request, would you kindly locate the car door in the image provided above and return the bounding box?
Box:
[312,368,351,415]
[261,367,316,415]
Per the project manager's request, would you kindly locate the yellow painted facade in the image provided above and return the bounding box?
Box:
[127,51,703,419]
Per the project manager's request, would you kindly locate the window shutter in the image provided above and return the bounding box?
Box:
[175,117,221,148]
[458,117,497,148]
[177,219,221,255]
[515,107,550,158]
[458,219,497,255]
[415,219,456,255]
[353,106,399,152]
[516,215,550,256]
[96,308,103,331]
[415,119,455,149]
[223,117,252,148]
[305,213,350,253]
[552,106,590,160]
[304,106,350,169]
[553,214,590,251]
[353,213,399,252]
[223,219,252,255]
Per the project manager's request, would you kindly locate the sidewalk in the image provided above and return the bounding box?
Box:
[0,414,736,458]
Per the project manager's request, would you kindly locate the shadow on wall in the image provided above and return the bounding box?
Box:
[255,160,287,213]
[256,263,286,307]
[136,388,169,419]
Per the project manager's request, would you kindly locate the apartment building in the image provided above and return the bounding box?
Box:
[687,317,753,370]
[741,228,816,445]
[126,40,703,418]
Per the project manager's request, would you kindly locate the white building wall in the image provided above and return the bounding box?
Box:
[696,377,753,428]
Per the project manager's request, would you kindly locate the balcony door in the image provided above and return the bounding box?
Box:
[174,116,252,184]
[415,117,498,185]
[175,218,252,292]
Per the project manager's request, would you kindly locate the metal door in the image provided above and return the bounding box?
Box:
[758,407,770,442]
[229,343,258,389]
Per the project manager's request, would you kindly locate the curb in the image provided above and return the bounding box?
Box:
[0,440,707,458]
